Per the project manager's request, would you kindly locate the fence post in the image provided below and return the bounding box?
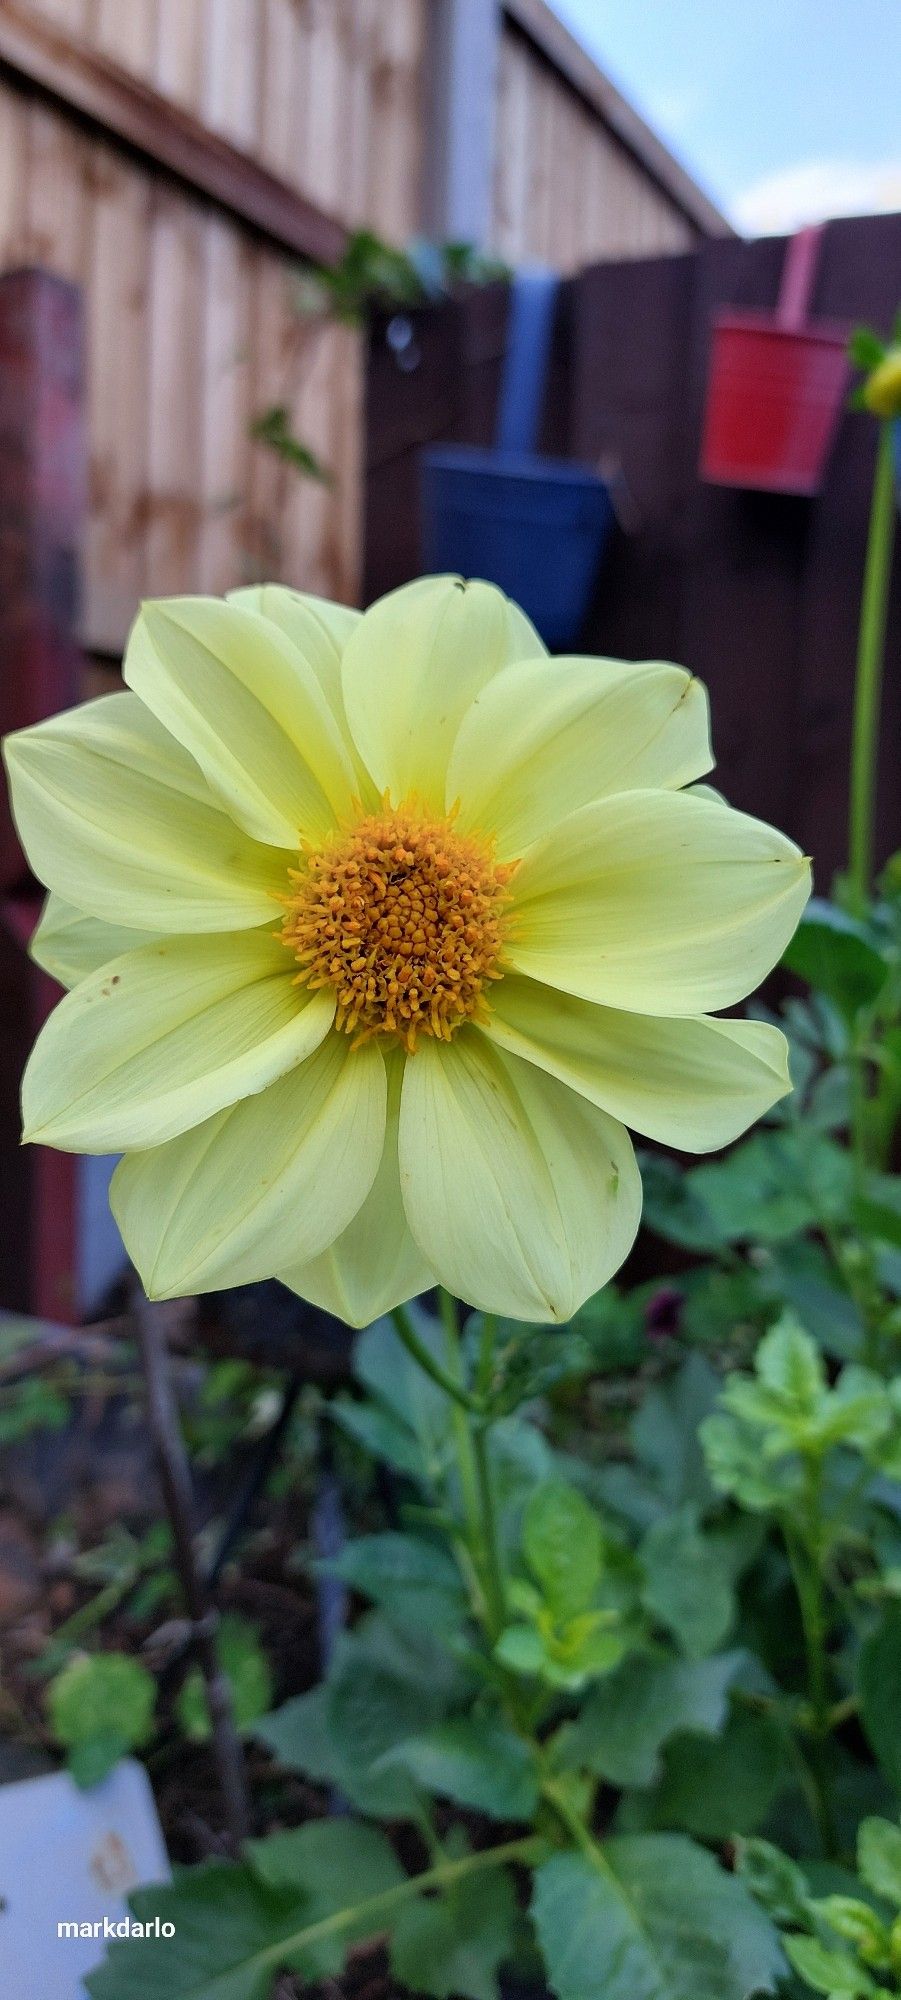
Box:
[0,268,86,1318]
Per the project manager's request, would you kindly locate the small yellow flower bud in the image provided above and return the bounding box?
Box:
[863,345,901,418]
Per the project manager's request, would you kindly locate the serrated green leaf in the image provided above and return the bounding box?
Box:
[859,1608,901,1796]
[390,1862,518,2000]
[735,1837,812,1926]
[782,901,887,1020]
[620,1708,789,1840]
[857,1818,901,1906]
[84,1860,315,1999]
[756,1315,825,1406]
[559,1651,745,1788]
[640,1509,734,1658]
[522,1480,603,1621]
[256,1614,463,1819]
[785,1931,872,1996]
[531,1838,784,2000]
[630,1353,720,1511]
[246,1820,403,1974]
[381,1713,538,1821]
[48,1653,156,1787]
[324,1532,467,1630]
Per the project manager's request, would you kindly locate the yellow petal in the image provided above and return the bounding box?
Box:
[279,1053,434,1326]
[30,895,163,989]
[227,583,360,728]
[110,1034,386,1298]
[22,932,333,1151]
[449,655,712,857]
[124,596,358,846]
[3,692,288,932]
[483,974,791,1152]
[341,575,546,808]
[398,1035,641,1322]
[509,788,811,1015]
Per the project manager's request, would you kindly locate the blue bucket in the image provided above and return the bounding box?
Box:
[419,270,613,648]
[894,418,901,511]
[421,446,614,648]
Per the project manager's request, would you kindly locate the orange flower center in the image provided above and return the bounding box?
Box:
[282,803,517,1052]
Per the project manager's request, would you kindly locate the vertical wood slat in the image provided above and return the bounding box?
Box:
[491,18,695,269]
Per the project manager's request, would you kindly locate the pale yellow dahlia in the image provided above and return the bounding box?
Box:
[3,579,811,1325]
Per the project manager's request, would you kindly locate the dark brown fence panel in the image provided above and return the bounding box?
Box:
[363,213,901,887]
[0,268,84,1317]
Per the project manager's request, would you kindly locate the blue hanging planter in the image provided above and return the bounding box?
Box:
[420,271,613,649]
[894,418,901,511]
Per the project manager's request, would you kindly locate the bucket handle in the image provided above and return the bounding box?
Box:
[776,224,825,330]
[495,268,561,455]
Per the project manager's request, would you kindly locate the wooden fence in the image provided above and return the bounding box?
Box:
[364,210,901,889]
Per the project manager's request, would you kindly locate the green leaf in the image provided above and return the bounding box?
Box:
[324,1532,467,1631]
[522,1479,604,1621]
[735,1836,812,1926]
[621,1708,789,1840]
[256,1614,463,1819]
[249,405,331,482]
[390,1854,518,2000]
[639,1153,729,1252]
[640,1509,735,1658]
[782,900,888,1020]
[381,1714,538,1822]
[531,1838,784,2000]
[858,1607,901,1796]
[177,1615,272,1743]
[756,1314,825,1406]
[630,1353,720,1511]
[48,1652,156,1787]
[857,1817,901,1906]
[784,1931,872,1996]
[848,327,887,371]
[85,1843,410,1999]
[559,1651,745,1788]
[247,1820,404,1974]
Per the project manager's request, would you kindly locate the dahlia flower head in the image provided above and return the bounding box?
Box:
[4,578,811,1326]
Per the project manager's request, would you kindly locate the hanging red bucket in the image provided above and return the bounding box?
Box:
[700,226,850,495]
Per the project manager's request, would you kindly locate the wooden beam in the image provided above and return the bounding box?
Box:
[502,0,735,239]
[0,1,347,266]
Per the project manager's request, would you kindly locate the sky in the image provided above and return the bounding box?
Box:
[549,0,901,234]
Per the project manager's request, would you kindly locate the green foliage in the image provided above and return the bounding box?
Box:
[48,1651,156,1787]
[496,1477,638,1690]
[383,1713,538,1822]
[531,1838,785,2000]
[389,1841,518,2000]
[249,406,331,484]
[742,1814,901,1999]
[858,1608,901,1796]
[556,1650,745,1788]
[176,1614,272,1743]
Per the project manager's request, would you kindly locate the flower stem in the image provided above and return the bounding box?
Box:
[390,1302,482,1414]
[848,418,896,909]
[438,1291,508,1641]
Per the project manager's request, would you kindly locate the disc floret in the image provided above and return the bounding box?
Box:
[282,801,517,1051]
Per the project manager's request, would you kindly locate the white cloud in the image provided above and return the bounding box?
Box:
[733,158,901,236]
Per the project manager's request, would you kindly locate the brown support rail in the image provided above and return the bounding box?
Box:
[0,0,347,266]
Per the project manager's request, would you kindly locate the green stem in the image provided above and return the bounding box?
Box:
[848,419,896,908]
[472,1418,508,1640]
[390,1303,482,1414]
[784,1470,838,1857]
[250,1835,542,1977]
[438,1290,508,1641]
[540,1772,609,1874]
